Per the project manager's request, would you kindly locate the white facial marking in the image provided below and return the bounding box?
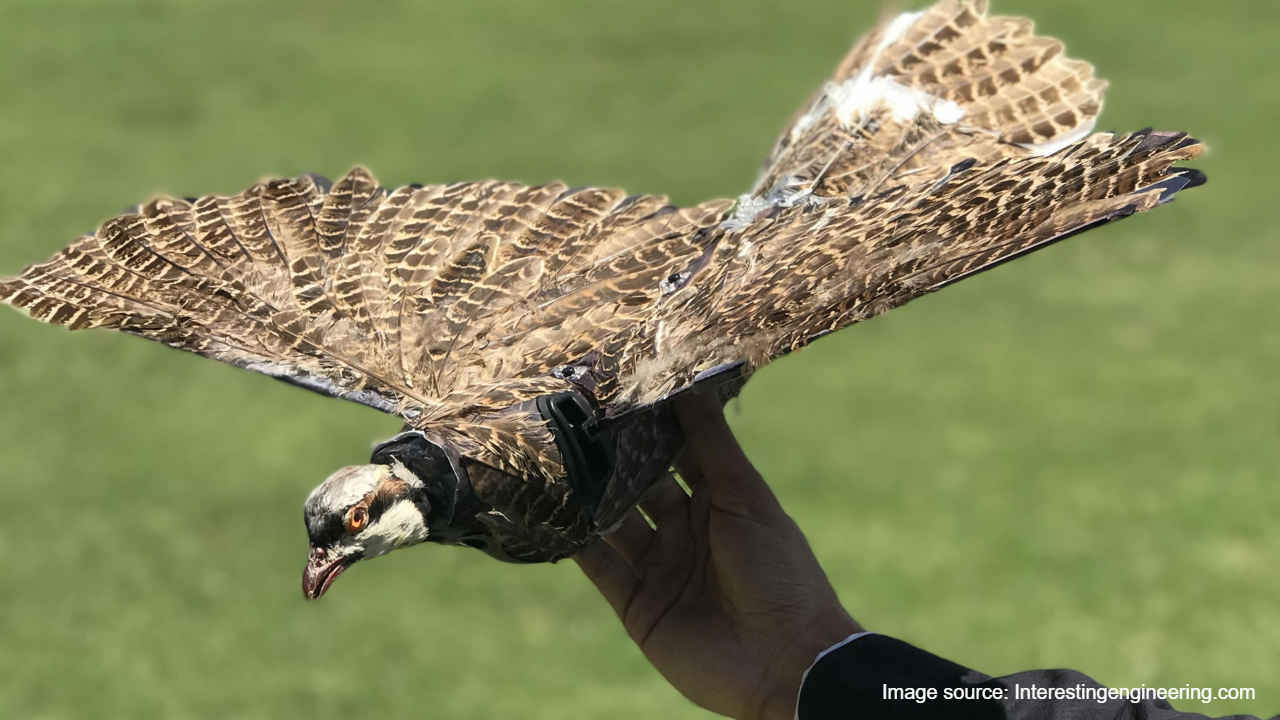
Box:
[357,499,429,559]
[388,458,425,490]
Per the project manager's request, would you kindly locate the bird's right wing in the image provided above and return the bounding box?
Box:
[0,171,731,480]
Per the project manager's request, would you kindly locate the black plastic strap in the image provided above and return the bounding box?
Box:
[536,391,614,511]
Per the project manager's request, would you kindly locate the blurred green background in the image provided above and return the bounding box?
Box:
[0,0,1275,717]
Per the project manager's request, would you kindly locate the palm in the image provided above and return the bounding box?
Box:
[576,393,859,719]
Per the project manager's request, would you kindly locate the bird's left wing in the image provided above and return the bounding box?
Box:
[596,1,1206,410]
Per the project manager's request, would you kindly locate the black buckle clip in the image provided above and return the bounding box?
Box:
[536,391,614,510]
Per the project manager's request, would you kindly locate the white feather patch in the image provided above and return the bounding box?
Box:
[789,11,923,142]
[829,75,965,126]
[880,10,924,48]
[835,11,958,125]
[800,12,966,135]
[721,192,775,231]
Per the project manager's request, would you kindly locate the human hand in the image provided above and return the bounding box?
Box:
[576,390,861,720]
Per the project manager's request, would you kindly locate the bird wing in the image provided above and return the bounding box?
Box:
[0,172,732,478]
[602,0,1205,409]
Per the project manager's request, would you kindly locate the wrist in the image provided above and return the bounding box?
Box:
[751,608,862,720]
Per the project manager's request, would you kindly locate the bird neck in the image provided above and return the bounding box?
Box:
[369,431,478,542]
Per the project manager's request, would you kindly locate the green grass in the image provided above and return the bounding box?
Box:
[1,0,1276,717]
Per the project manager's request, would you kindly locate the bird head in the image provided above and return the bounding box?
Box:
[301,461,431,599]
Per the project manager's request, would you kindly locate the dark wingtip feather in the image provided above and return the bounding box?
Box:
[1176,167,1208,189]
[1173,136,1201,151]
[1143,167,1208,204]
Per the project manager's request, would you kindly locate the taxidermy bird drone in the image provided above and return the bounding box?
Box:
[1,0,1204,599]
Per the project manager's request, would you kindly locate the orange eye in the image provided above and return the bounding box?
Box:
[346,506,369,533]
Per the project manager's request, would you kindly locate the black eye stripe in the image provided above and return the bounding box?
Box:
[308,515,345,547]
[367,494,396,523]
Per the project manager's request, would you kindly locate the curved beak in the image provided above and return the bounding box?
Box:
[302,546,357,600]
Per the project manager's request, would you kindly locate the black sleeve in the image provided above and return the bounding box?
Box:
[796,634,1274,720]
